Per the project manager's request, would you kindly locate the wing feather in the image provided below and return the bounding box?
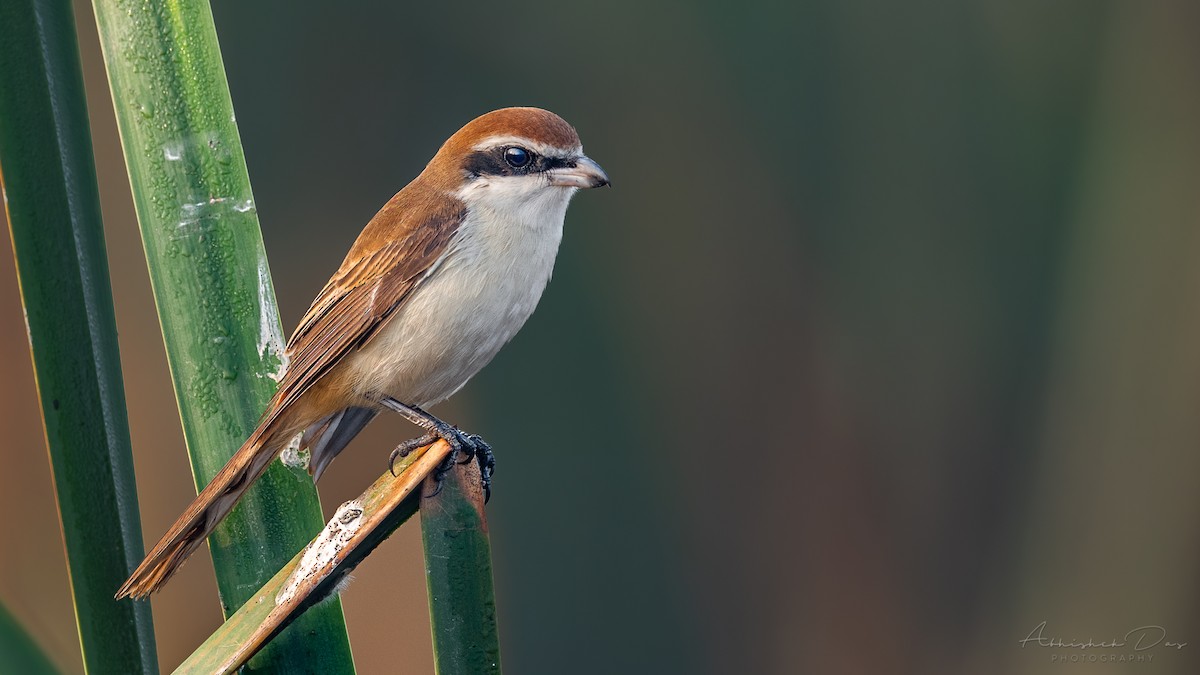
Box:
[263,195,465,426]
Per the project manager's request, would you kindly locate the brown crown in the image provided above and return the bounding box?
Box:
[440,107,581,156]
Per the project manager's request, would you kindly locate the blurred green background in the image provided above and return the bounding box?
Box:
[3,0,1199,673]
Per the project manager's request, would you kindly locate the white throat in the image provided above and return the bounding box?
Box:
[455,175,577,232]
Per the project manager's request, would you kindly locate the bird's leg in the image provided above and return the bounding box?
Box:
[377,396,495,501]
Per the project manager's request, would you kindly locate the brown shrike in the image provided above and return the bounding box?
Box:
[117,107,609,599]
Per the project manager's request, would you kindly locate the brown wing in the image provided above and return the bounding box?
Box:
[115,191,464,599]
[263,194,466,426]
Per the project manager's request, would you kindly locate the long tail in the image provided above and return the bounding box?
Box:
[116,428,286,599]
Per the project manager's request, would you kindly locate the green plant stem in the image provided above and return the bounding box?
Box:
[0,0,157,672]
[422,459,502,675]
[0,601,61,675]
[174,441,451,675]
[89,0,353,670]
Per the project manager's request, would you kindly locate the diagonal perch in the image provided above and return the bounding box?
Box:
[174,440,453,674]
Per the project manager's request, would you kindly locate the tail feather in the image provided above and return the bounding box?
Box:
[116,430,283,599]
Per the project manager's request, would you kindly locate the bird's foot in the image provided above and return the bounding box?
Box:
[429,428,494,503]
[377,397,494,502]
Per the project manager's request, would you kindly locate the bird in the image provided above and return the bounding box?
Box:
[117,107,609,599]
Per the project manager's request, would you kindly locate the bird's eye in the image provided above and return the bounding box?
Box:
[504,146,531,168]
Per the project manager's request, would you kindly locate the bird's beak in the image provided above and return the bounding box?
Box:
[549,155,610,188]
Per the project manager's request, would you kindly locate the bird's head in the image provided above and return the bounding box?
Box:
[425,108,609,220]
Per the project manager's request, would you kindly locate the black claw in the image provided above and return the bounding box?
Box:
[389,432,437,476]
[425,448,459,498]
[425,482,444,499]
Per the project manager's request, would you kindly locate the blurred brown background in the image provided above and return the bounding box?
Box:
[4,0,1200,673]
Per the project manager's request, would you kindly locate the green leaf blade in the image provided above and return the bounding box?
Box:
[0,0,158,671]
[0,601,60,675]
[422,463,502,675]
[89,0,355,670]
